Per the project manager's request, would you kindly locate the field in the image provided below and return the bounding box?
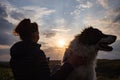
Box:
[0,59,120,80]
[96,59,120,80]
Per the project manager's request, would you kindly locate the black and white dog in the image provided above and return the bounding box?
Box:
[63,27,116,80]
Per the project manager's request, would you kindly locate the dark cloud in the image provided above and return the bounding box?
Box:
[0,2,18,45]
[0,1,24,20]
[10,11,25,20]
[0,4,16,45]
[0,32,14,45]
[0,49,9,55]
[0,18,16,45]
[104,7,120,39]
[0,3,7,17]
[114,15,120,23]
[42,31,56,38]
[0,18,12,30]
[113,7,120,23]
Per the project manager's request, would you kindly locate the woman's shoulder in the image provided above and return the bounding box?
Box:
[11,41,38,49]
[10,41,23,49]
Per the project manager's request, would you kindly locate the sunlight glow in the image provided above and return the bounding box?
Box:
[58,39,66,48]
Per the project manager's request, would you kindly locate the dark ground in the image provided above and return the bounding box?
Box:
[0,59,120,80]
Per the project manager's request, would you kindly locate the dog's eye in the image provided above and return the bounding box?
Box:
[102,34,108,38]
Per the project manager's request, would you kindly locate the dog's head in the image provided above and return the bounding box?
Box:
[78,27,117,51]
[63,27,116,63]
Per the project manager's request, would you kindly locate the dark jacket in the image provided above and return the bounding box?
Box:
[10,40,73,80]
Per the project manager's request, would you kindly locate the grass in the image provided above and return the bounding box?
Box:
[0,59,120,80]
[0,67,14,80]
[96,59,120,79]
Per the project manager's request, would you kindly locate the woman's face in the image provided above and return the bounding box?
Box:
[32,31,39,43]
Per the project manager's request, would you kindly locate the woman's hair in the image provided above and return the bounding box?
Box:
[14,19,38,40]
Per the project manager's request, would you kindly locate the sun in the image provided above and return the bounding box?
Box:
[58,39,66,48]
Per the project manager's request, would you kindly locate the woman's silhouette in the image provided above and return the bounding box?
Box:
[10,19,51,80]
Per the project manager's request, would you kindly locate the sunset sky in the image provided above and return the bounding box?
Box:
[0,0,120,61]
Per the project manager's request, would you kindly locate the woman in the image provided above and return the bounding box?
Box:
[10,19,51,80]
[10,19,82,80]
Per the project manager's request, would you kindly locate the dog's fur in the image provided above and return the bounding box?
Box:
[63,27,116,80]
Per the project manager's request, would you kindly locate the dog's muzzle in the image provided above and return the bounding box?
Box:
[98,35,117,51]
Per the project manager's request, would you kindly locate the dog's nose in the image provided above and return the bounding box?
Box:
[113,36,117,40]
[111,35,117,41]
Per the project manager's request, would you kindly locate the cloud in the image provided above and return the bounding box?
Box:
[8,6,55,25]
[0,0,56,44]
[97,40,120,59]
[113,7,120,23]
[0,54,10,61]
[0,3,7,17]
[50,18,71,33]
[0,18,16,45]
[10,11,25,20]
[0,48,10,61]
[0,0,20,24]
[114,15,120,23]
[0,48,9,55]
[103,7,120,39]
[80,1,93,8]
[97,0,109,9]
[55,18,65,25]
[40,41,48,45]
[0,0,55,25]
[51,28,70,32]
[82,13,120,39]
[43,31,56,38]
[0,45,10,49]
[40,18,70,38]
[105,7,120,24]
[21,6,55,22]
[71,1,93,16]
[43,46,65,60]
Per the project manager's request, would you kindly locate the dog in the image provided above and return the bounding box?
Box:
[63,27,116,80]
